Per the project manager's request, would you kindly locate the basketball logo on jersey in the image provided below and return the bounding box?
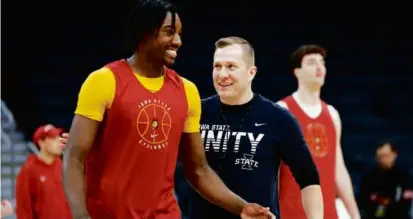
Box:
[136,99,172,150]
[305,123,328,157]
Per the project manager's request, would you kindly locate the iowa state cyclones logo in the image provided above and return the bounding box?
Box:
[305,123,329,158]
[136,99,172,150]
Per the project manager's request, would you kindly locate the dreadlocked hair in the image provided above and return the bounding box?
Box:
[123,0,177,55]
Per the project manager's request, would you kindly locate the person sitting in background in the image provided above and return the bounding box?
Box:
[359,140,413,219]
[15,124,72,219]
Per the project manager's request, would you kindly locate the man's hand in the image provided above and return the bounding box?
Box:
[59,133,69,147]
[1,200,13,218]
[403,190,413,200]
[241,203,275,219]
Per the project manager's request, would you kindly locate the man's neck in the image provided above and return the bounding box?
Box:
[127,53,164,78]
[37,152,56,165]
[220,89,254,106]
[294,84,321,106]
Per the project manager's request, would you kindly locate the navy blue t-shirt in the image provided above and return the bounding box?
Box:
[177,94,319,219]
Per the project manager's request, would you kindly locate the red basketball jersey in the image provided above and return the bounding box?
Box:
[85,60,188,219]
[279,95,338,219]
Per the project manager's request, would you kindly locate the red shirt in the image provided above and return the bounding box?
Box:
[85,60,188,219]
[279,96,338,219]
[16,155,72,219]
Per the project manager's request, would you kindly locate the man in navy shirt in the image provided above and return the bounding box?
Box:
[176,37,324,219]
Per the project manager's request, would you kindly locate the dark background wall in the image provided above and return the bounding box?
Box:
[3,1,413,194]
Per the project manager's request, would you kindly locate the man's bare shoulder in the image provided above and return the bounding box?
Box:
[327,104,340,121]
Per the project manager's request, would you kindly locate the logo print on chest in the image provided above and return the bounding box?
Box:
[136,99,172,150]
[305,123,329,158]
[200,124,265,171]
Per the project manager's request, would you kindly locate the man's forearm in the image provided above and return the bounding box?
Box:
[63,157,90,219]
[186,164,247,215]
[336,167,360,219]
[301,185,324,219]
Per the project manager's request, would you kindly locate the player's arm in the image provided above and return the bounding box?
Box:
[16,167,34,219]
[328,105,361,219]
[278,109,323,219]
[64,116,99,219]
[179,80,272,218]
[277,100,324,218]
[63,69,114,219]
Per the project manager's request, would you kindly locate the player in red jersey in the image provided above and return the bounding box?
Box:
[277,45,361,219]
[63,1,273,219]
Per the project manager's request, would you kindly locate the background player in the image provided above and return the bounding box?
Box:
[178,37,323,219]
[63,1,273,219]
[16,124,72,219]
[277,44,361,219]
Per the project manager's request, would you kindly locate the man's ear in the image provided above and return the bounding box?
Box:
[248,66,257,82]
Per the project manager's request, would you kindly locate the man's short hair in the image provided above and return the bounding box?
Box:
[290,44,327,69]
[377,139,398,153]
[215,36,255,66]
